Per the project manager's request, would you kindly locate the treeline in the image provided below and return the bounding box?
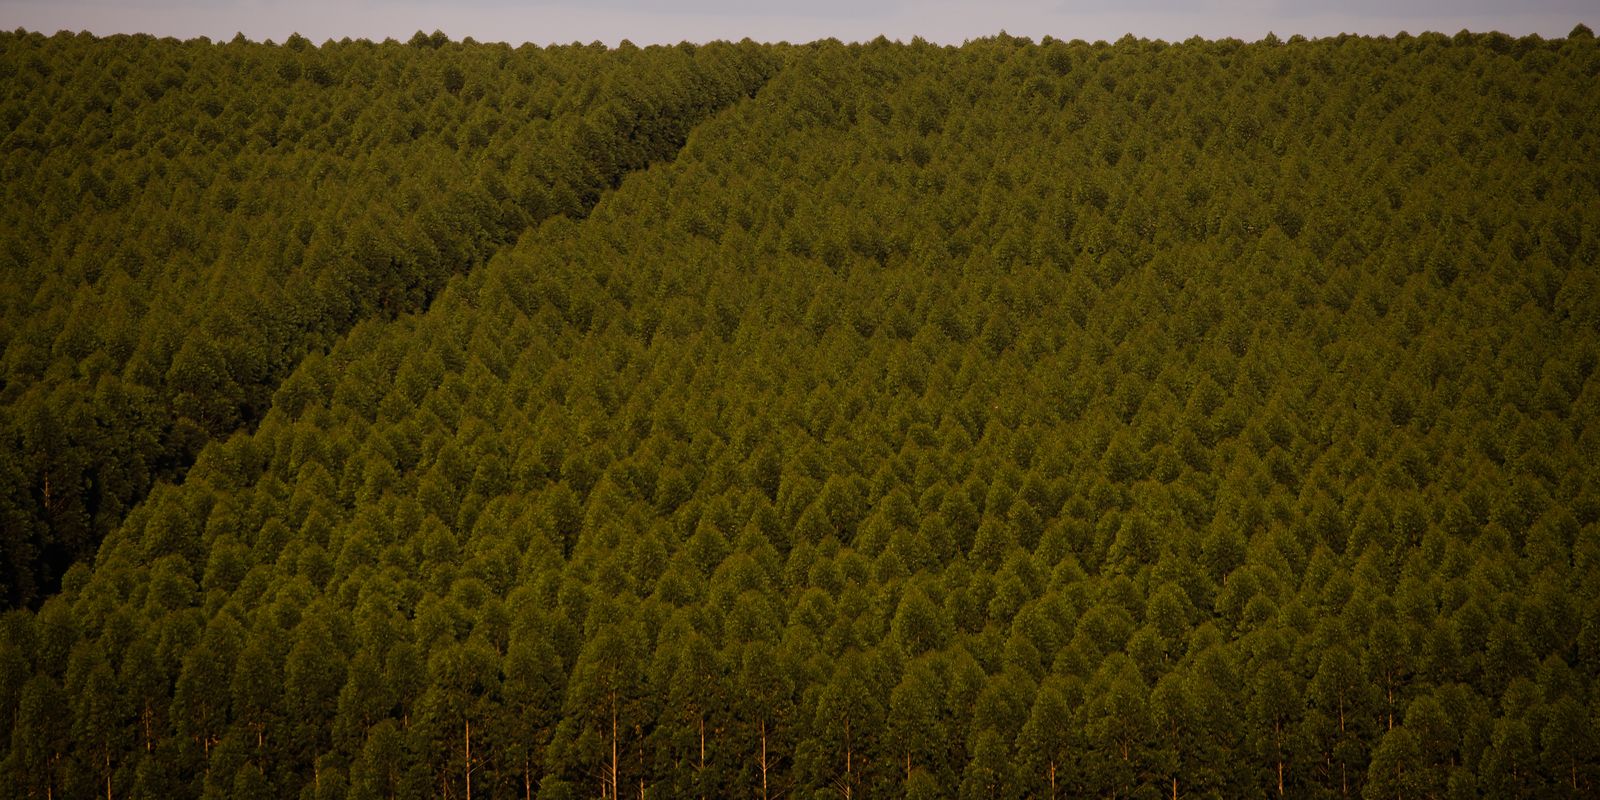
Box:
[3,25,1600,800]
[0,29,779,607]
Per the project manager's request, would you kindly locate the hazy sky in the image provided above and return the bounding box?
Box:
[4,0,1595,46]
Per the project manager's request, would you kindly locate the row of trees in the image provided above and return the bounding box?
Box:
[2,25,1599,799]
[0,30,781,607]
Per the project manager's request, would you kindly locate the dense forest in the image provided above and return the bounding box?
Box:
[0,30,778,607]
[2,24,1599,800]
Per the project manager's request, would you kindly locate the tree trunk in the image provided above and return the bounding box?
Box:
[844,717,853,800]
[611,698,620,800]
[697,714,707,800]
[1172,775,1178,800]
[1049,760,1056,800]
[1274,719,1284,798]
[465,718,473,800]
[760,718,770,800]
[1386,675,1395,732]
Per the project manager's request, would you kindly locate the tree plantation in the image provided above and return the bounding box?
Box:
[2,25,1599,800]
[0,30,778,607]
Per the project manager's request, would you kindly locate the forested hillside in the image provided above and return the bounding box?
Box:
[0,30,778,607]
[4,26,1600,800]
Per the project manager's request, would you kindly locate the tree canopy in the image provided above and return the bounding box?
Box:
[2,26,1599,799]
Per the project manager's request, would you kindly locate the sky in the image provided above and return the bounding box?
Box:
[3,0,1595,46]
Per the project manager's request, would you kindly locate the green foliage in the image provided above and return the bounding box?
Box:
[3,26,1600,800]
[0,30,779,607]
